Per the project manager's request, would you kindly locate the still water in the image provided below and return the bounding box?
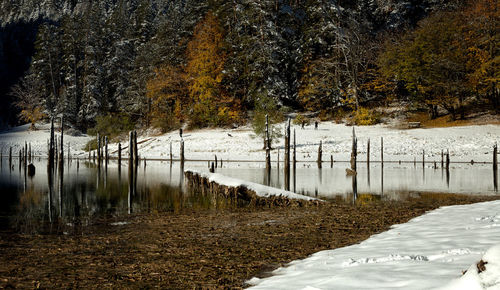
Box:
[0,158,497,233]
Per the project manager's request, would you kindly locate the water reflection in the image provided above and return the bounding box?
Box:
[0,160,232,234]
[0,158,498,234]
[215,163,497,199]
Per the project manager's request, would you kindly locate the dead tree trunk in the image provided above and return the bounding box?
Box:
[134,131,139,167]
[380,137,384,167]
[180,139,185,165]
[105,136,109,163]
[367,138,370,166]
[265,114,271,169]
[129,131,134,164]
[494,143,498,172]
[118,143,122,165]
[97,133,101,164]
[350,128,357,171]
[317,140,323,169]
[284,119,291,190]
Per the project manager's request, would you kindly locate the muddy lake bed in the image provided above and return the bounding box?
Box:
[0,158,498,288]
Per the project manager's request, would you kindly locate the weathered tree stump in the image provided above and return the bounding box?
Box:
[27,163,35,177]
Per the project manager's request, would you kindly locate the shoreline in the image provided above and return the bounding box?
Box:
[1,193,499,289]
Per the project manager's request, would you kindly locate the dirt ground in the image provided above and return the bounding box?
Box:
[1,194,499,289]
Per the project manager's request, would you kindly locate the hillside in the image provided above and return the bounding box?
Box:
[1,0,496,132]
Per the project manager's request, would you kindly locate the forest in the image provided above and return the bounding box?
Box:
[0,0,498,134]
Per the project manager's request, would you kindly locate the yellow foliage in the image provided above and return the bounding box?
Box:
[19,106,45,130]
[352,107,380,126]
[185,12,242,127]
[145,65,187,131]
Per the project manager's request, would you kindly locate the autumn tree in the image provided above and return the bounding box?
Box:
[185,12,241,127]
[464,0,500,110]
[146,65,187,132]
[379,11,473,119]
[10,74,45,129]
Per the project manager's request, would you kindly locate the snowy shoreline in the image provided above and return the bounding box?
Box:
[247,200,500,289]
[0,122,498,166]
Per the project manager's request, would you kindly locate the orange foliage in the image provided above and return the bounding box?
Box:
[146,65,187,131]
[185,12,242,127]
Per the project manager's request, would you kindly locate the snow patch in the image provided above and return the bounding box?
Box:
[248,200,500,289]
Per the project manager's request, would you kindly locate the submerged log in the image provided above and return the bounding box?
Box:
[184,170,319,207]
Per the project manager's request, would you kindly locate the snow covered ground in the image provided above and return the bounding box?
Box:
[247,200,500,289]
[0,123,92,158]
[1,121,498,165]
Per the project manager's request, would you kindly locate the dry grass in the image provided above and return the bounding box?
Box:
[406,112,500,128]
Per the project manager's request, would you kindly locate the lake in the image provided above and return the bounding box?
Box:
[0,158,497,233]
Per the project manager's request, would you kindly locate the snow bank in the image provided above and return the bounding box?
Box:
[0,123,92,158]
[137,123,499,164]
[439,245,500,290]
[247,200,500,289]
[185,169,319,201]
[1,122,498,165]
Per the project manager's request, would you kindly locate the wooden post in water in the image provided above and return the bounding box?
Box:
[317,140,322,169]
[494,143,498,192]
[28,143,31,163]
[170,142,173,162]
[215,155,218,168]
[285,119,290,168]
[134,131,139,167]
[59,117,64,168]
[494,143,498,173]
[220,158,223,167]
[293,129,296,170]
[277,148,280,169]
[118,143,122,165]
[105,136,109,163]
[330,155,333,168]
[24,141,27,169]
[422,149,425,167]
[446,149,450,170]
[210,162,215,173]
[129,131,134,163]
[381,137,384,166]
[441,150,444,168]
[284,118,290,189]
[350,128,357,171]
[97,133,101,164]
[180,138,185,165]
[9,147,12,168]
[265,114,271,170]
[48,118,55,170]
[367,138,370,166]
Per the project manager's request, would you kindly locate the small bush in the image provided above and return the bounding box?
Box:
[352,107,380,126]
[333,108,347,124]
[292,114,310,126]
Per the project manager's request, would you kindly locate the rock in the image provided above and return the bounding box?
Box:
[27,163,35,177]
